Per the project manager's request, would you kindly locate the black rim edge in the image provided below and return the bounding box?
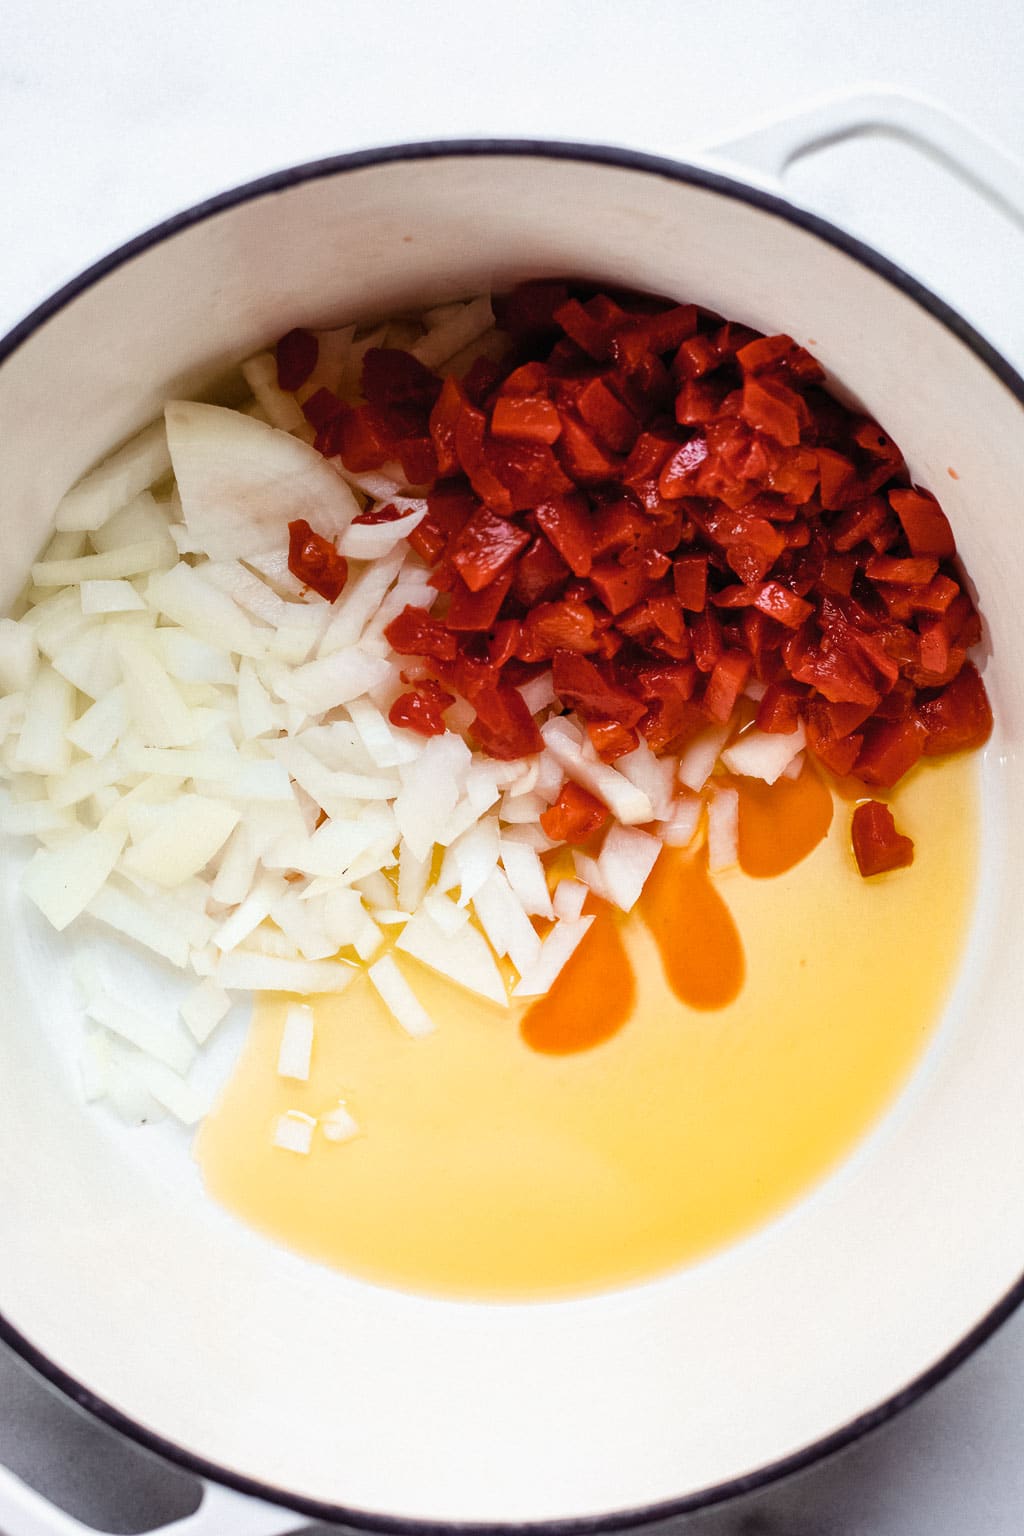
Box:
[3,135,1024,1534]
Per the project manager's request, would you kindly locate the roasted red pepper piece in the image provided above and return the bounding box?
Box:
[551,650,647,727]
[470,684,544,759]
[276,328,318,391]
[918,661,993,755]
[287,519,348,602]
[384,604,458,661]
[851,800,915,877]
[703,649,751,723]
[574,377,639,453]
[672,555,708,611]
[588,560,649,616]
[445,567,516,631]
[889,487,956,558]
[756,681,805,734]
[540,781,609,842]
[753,581,813,630]
[586,718,640,762]
[511,534,571,606]
[388,681,455,737]
[449,507,530,592]
[352,502,407,525]
[534,492,593,577]
[490,394,562,444]
[854,715,928,788]
[516,600,599,662]
[740,375,803,446]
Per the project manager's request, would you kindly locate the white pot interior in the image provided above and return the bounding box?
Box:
[0,150,1022,1526]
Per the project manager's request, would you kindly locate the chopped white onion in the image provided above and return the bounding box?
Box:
[512,915,595,998]
[707,786,740,873]
[677,724,732,793]
[277,1002,315,1080]
[597,824,662,913]
[273,1110,316,1155]
[180,979,231,1045]
[55,422,171,533]
[720,722,806,785]
[321,1101,360,1143]
[552,878,588,922]
[369,953,435,1038]
[216,952,357,994]
[396,907,506,1006]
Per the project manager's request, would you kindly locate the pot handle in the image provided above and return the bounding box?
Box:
[709,86,1024,225]
[0,1459,309,1536]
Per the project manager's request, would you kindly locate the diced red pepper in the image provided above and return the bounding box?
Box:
[517,600,599,662]
[854,715,928,788]
[575,377,639,453]
[352,502,407,525]
[429,375,467,479]
[276,328,318,391]
[703,649,751,723]
[889,487,956,558]
[540,781,609,842]
[511,534,570,605]
[918,661,993,755]
[556,411,623,482]
[740,375,803,446]
[470,684,544,759]
[587,718,640,762]
[753,581,813,630]
[551,651,647,727]
[388,681,455,737]
[756,681,805,734]
[851,800,915,877]
[407,483,477,565]
[449,507,530,592]
[287,519,348,602]
[816,448,858,511]
[445,567,515,631]
[864,555,940,586]
[672,555,708,611]
[589,560,649,616]
[302,387,344,431]
[384,604,458,661]
[534,492,594,577]
[490,394,562,444]
[361,347,441,410]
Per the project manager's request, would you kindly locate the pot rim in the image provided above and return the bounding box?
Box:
[2,135,1023,1535]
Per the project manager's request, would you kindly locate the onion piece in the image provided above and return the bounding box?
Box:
[13,664,75,775]
[707,786,740,873]
[339,504,428,560]
[55,421,171,533]
[499,835,554,919]
[720,722,807,785]
[32,540,171,588]
[411,295,494,368]
[0,618,38,694]
[165,401,361,561]
[278,1002,315,1080]
[147,562,268,658]
[273,1110,316,1155]
[180,979,231,1045]
[596,824,662,913]
[122,796,240,888]
[396,907,506,1006]
[657,793,703,848]
[216,952,357,994]
[369,954,435,1038]
[240,352,310,435]
[471,868,541,977]
[677,724,731,793]
[540,719,653,825]
[133,1056,209,1126]
[23,825,126,932]
[79,580,147,615]
[85,987,196,1076]
[512,915,595,998]
[321,1101,360,1143]
[552,878,588,922]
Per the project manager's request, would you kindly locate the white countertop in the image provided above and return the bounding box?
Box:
[2,2,1024,1533]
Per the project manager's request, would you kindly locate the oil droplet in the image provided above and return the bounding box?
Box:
[730,761,834,878]
[640,844,744,1009]
[521,901,634,1054]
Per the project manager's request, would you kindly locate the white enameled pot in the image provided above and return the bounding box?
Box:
[1,95,1024,1536]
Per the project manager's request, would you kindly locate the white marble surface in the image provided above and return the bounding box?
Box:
[2,1,1024,1532]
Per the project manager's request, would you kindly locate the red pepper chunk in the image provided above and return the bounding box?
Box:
[470,684,543,759]
[851,800,915,877]
[551,651,647,728]
[918,661,993,755]
[449,507,530,592]
[384,604,458,661]
[890,487,956,558]
[587,718,639,762]
[540,781,609,842]
[490,395,562,444]
[287,519,348,602]
[276,328,318,391]
[389,681,455,737]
